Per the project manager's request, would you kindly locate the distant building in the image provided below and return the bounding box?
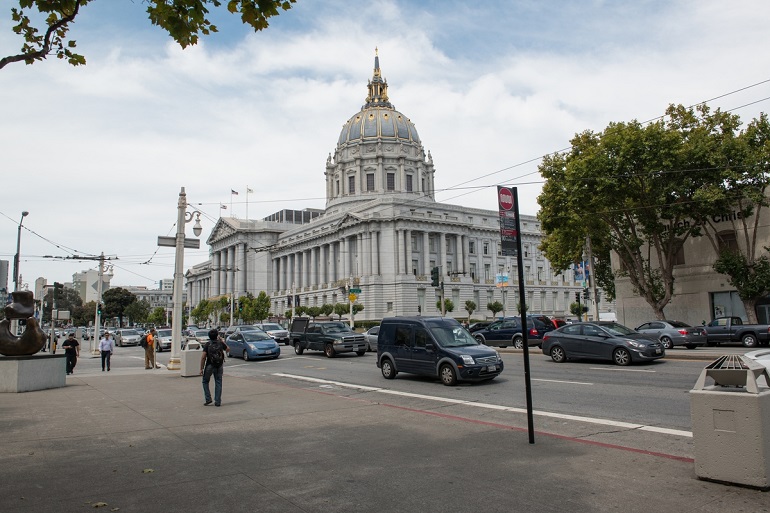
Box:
[0,259,9,297]
[186,53,608,321]
[158,279,174,291]
[72,269,111,304]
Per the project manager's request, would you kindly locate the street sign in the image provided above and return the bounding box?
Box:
[157,236,200,249]
[349,288,361,293]
[348,293,358,302]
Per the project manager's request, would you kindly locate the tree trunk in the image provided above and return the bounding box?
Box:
[743,298,759,324]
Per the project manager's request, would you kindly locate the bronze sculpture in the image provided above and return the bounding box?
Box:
[0,290,46,356]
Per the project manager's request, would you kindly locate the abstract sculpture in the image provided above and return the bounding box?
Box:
[0,291,46,356]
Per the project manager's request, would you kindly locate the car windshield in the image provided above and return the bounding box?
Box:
[243,331,272,342]
[429,324,478,348]
[195,330,209,337]
[601,323,637,336]
[260,324,283,331]
[121,330,139,336]
[157,330,172,337]
[323,323,352,333]
[238,326,259,331]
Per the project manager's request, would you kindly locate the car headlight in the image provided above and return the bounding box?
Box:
[626,340,645,348]
[248,343,259,350]
[461,355,475,365]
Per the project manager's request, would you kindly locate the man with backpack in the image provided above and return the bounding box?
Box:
[144,328,160,369]
[200,329,228,406]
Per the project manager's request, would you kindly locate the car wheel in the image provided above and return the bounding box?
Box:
[324,344,335,358]
[440,364,457,386]
[613,347,631,366]
[685,344,697,350]
[294,343,304,355]
[513,336,523,349]
[661,336,673,350]
[550,346,566,363]
[356,350,365,356]
[474,335,485,344]
[742,334,758,347]
[243,350,249,361]
[381,358,396,379]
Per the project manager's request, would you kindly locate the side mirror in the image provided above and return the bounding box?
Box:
[425,343,435,351]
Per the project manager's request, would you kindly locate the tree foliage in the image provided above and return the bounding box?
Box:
[102,287,136,327]
[538,104,749,320]
[464,300,476,324]
[2,0,297,70]
[487,301,503,318]
[147,306,166,325]
[124,299,150,325]
[42,286,82,322]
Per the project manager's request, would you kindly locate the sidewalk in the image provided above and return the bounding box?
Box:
[0,369,766,513]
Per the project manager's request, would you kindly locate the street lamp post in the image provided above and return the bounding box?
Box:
[13,211,29,292]
[165,187,202,371]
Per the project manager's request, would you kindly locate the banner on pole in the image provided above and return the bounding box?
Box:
[497,186,518,257]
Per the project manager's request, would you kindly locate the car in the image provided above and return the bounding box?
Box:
[376,316,504,386]
[183,329,211,349]
[253,323,290,345]
[223,325,260,339]
[364,326,379,351]
[154,329,173,352]
[634,320,707,349]
[743,349,770,387]
[226,330,280,361]
[472,316,554,349]
[468,322,492,333]
[115,329,142,347]
[542,321,665,366]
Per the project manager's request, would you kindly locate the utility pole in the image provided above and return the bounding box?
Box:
[586,234,600,322]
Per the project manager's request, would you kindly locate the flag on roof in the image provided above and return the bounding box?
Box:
[231,189,238,195]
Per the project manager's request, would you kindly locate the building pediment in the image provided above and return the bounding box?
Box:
[207,218,238,245]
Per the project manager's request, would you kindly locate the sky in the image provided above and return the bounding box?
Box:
[1,0,770,292]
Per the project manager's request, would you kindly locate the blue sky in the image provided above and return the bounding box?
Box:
[1,0,769,290]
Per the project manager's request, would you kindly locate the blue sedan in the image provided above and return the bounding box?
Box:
[226,330,281,361]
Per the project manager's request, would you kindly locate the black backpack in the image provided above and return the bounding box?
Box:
[206,341,225,367]
[139,334,148,348]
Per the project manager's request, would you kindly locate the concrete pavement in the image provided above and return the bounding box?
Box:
[0,352,768,513]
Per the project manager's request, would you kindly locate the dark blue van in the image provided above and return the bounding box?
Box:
[377,317,504,386]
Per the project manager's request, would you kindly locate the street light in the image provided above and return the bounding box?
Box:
[165,187,202,371]
[13,211,29,292]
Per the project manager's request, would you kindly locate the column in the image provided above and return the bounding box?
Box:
[293,251,301,290]
[372,232,380,276]
[491,240,498,280]
[212,251,221,296]
[341,237,349,280]
[423,230,430,274]
[440,232,447,278]
[356,233,363,277]
[234,244,243,297]
[240,243,248,294]
[310,246,318,287]
[395,228,402,274]
[228,246,236,296]
[405,229,413,275]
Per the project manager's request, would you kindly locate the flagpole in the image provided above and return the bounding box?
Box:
[246,186,249,221]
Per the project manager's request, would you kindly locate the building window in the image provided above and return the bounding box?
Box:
[348,176,355,194]
[470,263,477,279]
[469,240,475,254]
[386,301,393,312]
[412,259,419,275]
[406,175,413,192]
[411,235,418,251]
[484,264,491,280]
[717,231,739,253]
[483,242,489,255]
[429,236,435,252]
[335,180,340,195]
[387,173,395,191]
[366,173,375,192]
[674,244,686,266]
[524,245,529,258]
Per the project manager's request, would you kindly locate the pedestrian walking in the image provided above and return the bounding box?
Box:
[145,328,160,369]
[62,333,79,375]
[200,329,228,406]
[99,331,115,371]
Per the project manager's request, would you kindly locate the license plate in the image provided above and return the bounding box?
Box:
[266,350,273,354]
[655,349,662,354]
[488,365,497,372]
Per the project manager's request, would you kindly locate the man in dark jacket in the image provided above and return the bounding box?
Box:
[62,333,80,375]
[200,329,228,406]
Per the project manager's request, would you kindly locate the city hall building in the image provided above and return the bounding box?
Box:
[185,54,589,322]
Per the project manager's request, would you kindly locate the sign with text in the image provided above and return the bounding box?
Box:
[497,186,518,257]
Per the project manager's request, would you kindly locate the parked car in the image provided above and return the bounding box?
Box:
[115,329,142,347]
[154,329,173,352]
[253,323,290,345]
[183,329,211,349]
[290,318,367,357]
[364,326,380,352]
[468,321,492,333]
[472,316,554,349]
[542,321,665,366]
[226,330,280,361]
[223,325,260,339]
[634,320,706,349]
[377,316,504,386]
[703,317,770,347]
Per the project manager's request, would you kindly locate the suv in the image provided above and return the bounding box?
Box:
[254,323,290,345]
[377,317,504,386]
[473,316,554,349]
[290,319,367,357]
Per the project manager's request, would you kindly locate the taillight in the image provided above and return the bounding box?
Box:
[529,327,538,336]
[678,329,688,335]
[543,334,550,342]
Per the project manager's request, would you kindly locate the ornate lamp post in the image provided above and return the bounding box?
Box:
[161,187,202,370]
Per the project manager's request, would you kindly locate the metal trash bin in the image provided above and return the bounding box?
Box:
[690,355,770,490]
[181,341,202,377]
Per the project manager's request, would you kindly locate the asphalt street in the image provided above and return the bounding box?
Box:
[1,342,768,513]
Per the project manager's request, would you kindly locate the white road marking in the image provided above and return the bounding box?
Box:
[533,378,593,385]
[589,367,656,373]
[272,372,692,438]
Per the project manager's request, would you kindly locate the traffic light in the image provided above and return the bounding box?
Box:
[430,266,440,287]
[575,292,580,302]
[582,288,590,301]
[53,282,63,299]
[97,302,102,315]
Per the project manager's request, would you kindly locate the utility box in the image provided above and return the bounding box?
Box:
[181,341,202,377]
[690,355,770,490]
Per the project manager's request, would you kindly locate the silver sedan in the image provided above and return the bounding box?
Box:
[634,320,706,349]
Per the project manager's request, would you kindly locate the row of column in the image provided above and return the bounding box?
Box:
[209,242,248,298]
